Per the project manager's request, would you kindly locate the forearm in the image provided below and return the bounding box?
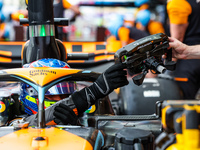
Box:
[170,23,188,42]
[169,23,188,61]
[186,45,200,59]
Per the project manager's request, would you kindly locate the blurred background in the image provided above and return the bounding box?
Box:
[0,0,167,42]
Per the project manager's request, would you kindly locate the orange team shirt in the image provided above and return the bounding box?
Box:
[167,0,192,24]
[0,23,5,31]
[148,21,165,35]
[62,0,72,9]
[0,23,6,41]
[118,27,132,43]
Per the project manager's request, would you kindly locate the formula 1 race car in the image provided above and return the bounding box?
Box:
[0,46,199,150]
[0,33,168,149]
[0,33,171,150]
[1,0,199,150]
[0,60,160,150]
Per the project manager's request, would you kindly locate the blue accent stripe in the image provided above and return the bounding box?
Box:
[82,70,92,73]
[94,130,104,150]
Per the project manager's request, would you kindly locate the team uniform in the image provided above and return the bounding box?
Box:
[117,26,150,44]
[147,21,165,35]
[107,15,150,45]
[0,23,7,41]
[167,0,200,99]
[135,9,165,35]
[0,2,9,41]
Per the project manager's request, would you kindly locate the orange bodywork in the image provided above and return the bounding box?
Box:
[0,48,13,62]
[0,41,119,65]
[0,41,25,46]
[64,41,106,53]
[0,57,12,62]
[0,127,93,150]
[3,67,80,87]
[0,42,25,63]
[63,41,120,53]
[0,50,12,56]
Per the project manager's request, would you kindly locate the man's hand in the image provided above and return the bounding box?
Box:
[163,37,189,60]
[53,103,78,125]
[168,37,189,59]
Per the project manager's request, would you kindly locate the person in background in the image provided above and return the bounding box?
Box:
[134,0,165,35]
[134,0,150,13]
[0,0,9,41]
[166,0,200,99]
[107,14,149,47]
[135,9,165,35]
[53,0,81,40]
[10,9,28,22]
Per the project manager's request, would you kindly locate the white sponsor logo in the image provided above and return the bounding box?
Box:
[143,90,160,97]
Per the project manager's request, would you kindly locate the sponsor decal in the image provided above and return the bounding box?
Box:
[29,69,56,77]
[85,105,96,113]
[0,101,6,113]
[143,90,160,97]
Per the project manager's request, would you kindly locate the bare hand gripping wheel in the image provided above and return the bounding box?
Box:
[114,33,176,86]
